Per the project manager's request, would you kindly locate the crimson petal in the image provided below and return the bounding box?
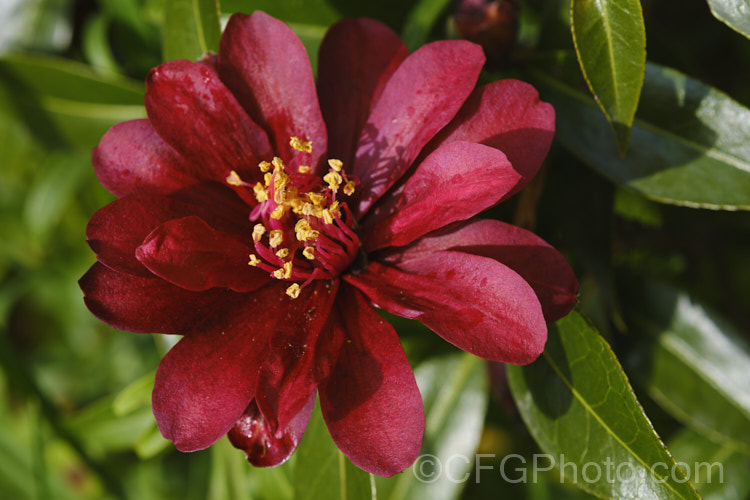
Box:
[385,219,579,321]
[319,284,424,477]
[136,216,271,293]
[145,59,272,191]
[229,395,315,467]
[427,79,555,191]
[345,252,547,364]
[152,283,300,451]
[92,119,196,198]
[218,12,327,171]
[79,263,239,334]
[361,141,521,251]
[351,40,485,218]
[86,195,208,278]
[317,18,408,168]
[255,280,340,434]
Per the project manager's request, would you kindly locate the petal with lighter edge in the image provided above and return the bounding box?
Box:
[345,252,547,364]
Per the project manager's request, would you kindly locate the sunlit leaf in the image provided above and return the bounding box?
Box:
[530,56,750,210]
[624,280,750,451]
[507,312,701,500]
[163,0,221,61]
[571,0,646,154]
[706,0,750,39]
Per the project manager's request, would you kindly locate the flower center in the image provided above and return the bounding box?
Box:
[226,137,361,298]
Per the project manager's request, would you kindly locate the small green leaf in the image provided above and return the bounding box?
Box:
[376,353,488,500]
[623,280,750,452]
[163,0,222,61]
[221,0,341,26]
[401,0,452,51]
[706,0,750,39]
[294,397,374,500]
[530,56,750,210]
[571,0,646,155]
[507,311,701,500]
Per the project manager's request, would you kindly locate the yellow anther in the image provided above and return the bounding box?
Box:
[259,161,271,173]
[248,254,260,266]
[271,205,286,219]
[328,159,343,172]
[272,157,285,170]
[298,165,311,174]
[302,246,315,260]
[264,172,273,186]
[269,230,283,248]
[290,136,313,153]
[308,192,326,206]
[226,170,244,186]
[272,261,293,279]
[276,248,289,258]
[286,283,301,299]
[253,182,268,202]
[295,219,319,241]
[252,224,266,242]
[321,209,333,225]
[323,171,343,192]
[343,180,356,196]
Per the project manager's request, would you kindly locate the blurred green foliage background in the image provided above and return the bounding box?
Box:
[0,0,749,499]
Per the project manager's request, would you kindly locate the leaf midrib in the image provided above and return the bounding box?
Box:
[544,352,693,499]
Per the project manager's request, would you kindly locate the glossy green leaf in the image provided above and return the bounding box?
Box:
[377,353,488,500]
[507,311,701,500]
[294,397,374,500]
[571,0,646,154]
[623,280,750,451]
[706,0,750,39]
[163,0,221,61]
[667,428,750,500]
[530,57,750,210]
[401,0,452,51]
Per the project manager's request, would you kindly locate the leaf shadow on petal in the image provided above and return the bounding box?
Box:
[521,328,573,419]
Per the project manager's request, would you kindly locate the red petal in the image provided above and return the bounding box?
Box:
[254,280,339,434]
[92,119,197,198]
[319,284,424,477]
[153,283,299,451]
[218,12,327,171]
[145,59,273,187]
[345,252,547,364]
[87,195,205,278]
[317,18,408,168]
[351,40,485,218]
[136,216,270,293]
[361,141,521,251]
[79,262,239,334]
[228,395,315,467]
[427,79,554,192]
[385,220,578,322]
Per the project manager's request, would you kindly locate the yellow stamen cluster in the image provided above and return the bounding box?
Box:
[242,138,361,300]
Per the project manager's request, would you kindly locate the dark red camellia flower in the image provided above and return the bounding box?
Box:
[79,11,578,476]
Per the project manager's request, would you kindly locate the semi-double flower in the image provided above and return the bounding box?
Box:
[80,11,578,476]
